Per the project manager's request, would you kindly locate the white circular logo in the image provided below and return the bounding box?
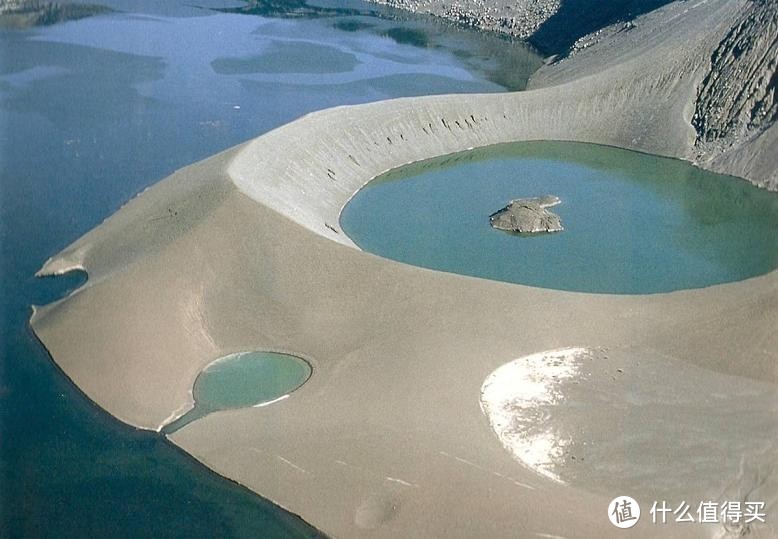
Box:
[608,496,641,528]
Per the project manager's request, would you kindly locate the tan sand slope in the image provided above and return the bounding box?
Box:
[31,1,777,537]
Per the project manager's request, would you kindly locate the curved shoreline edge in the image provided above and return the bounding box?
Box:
[30,1,777,538]
[229,0,772,248]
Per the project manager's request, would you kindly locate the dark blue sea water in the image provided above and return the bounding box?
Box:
[0,1,540,536]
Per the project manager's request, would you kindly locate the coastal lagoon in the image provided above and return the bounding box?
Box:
[163,352,312,433]
[341,141,778,294]
[0,1,540,536]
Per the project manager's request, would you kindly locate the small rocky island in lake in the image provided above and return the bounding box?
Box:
[489,195,563,234]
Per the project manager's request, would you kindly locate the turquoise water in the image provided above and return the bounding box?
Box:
[341,141,778,294]
[0,1,540,536]
[164,352,312,433]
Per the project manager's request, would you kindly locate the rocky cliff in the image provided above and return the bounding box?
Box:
[693,0,777,189]
[367,0,674,55]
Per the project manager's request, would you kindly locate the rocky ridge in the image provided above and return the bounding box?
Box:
[693,0,777,186]
[367,0,674,55]
[366,0,561,42]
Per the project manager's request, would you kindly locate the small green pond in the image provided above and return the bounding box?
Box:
[163,352,312,433]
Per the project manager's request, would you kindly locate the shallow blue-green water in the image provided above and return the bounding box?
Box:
[0,1,540,536]
[341,141,778,294]
[164,352,312,433]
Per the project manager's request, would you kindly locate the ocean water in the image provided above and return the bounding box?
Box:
[341,141,778,294]
[0,1,541,536]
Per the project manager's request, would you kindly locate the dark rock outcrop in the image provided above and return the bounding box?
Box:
[366,0,674,56]
[529,0,673,56]
[0,1,111,29]
[693,0,777,149]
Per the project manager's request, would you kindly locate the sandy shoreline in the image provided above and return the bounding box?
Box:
[30,0,777,537]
